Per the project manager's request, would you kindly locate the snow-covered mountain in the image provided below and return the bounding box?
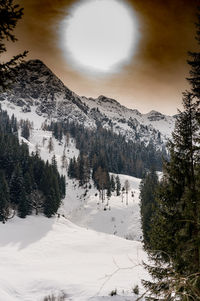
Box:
[1,102,143,240]
[0,60,173,300]
[0,59,175,147]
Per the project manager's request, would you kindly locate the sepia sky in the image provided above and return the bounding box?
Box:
[4,0,200,115]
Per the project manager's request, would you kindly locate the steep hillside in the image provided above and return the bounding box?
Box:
[0,64,157,301]
[0,60,175,148]
[1,100,142,240]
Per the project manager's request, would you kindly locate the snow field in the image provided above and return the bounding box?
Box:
[0,216,149,301]
[62,175,142,240]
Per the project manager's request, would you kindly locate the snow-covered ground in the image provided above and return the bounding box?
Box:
[0,216,149,301]
[62,174,142,241]
[0,100,149,300]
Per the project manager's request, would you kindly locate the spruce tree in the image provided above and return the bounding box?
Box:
[110,175,115,192]
[116,175,121,196]
[106,175,112,199]
[43,187,58,218]
[17,187,30,218]
[0,0,27,90]
[21,120,30,140]
[142,12,200,300]
[0,170,10,223]
[140,168,158,249]
[51,154,57,170]
[9,165,24,205]
[187,11,200,100]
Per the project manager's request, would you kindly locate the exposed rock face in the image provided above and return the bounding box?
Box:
[0,59,176,148]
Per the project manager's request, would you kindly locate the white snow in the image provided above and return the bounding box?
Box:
[0,216,149,301]
[0,99,151,300]
[61,174,142,241]
[83,96,175,140]
[1,101,45,129]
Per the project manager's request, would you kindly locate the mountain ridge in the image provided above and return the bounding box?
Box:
[0,59,175,148]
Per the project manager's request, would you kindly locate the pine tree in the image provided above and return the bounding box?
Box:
[106,174,112,199]
[116,175,121,196]
[153,91,200,272]
[43,187,58,218]
[187,11,200,100]
[139,168,158,249]
[51,154,57,170]
[9,165,24,205]
[0,0,27,90]
[59,175,66,199]
[142,12,200,299]
[0,170,10,223]
[17,187,30,218]
[21,120,30,140]
[68,157,77,178]
[77,154,85,185]
[9,165,31,218]
[48,137,54,153]
[143,96,200,301]
[11,114,17,133]
[61,150,67,170]
[110,175,115,192]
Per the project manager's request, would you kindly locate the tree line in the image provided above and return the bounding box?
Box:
[46,120,166,179]
[68,154,122,201]
[0,105,66,223]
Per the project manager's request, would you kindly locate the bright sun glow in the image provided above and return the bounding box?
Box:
[60,0,139,75]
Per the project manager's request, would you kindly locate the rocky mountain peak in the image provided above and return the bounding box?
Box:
[146,110,165,121]
[0,59,176,148]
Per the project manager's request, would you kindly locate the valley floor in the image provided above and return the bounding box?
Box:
[0,216,149,301]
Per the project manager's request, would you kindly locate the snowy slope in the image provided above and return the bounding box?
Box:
[61,174,142,241]
[0,83,153,301]
[0,216,149,301]
[1,100,143,241]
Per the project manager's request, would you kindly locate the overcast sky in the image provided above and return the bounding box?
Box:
[4,0,200,115]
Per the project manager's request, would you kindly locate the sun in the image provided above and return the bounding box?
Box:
[60,0,139,75]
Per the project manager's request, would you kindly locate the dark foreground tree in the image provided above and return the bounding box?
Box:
[0,0,27,90]
[141,11,200,300]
